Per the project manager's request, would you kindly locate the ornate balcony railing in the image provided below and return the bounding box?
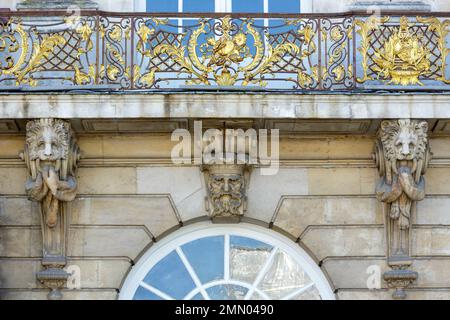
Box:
[1,11,450,92]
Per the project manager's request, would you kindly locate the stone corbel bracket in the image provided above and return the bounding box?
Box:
[374,119,431,299]
[20,118,81,300]
[201,163,252,224]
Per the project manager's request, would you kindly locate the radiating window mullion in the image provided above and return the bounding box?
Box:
[244,247,278,300]
[224,233,230,281]
[140,281,175,300]
[281,282,316,300]
[176,247,211,300]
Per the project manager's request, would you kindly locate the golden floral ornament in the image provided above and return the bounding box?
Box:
[373,17,431,86]
[151,16,301,87]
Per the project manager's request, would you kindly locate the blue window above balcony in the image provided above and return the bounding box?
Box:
[146,0,302,13]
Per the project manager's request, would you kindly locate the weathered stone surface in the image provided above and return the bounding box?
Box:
[324,258,388,289]
[413,259,450,287]
[247,168,308,223]
[426,168,450,195]
[330,259,450,297]
[101,134,176,159]
[0,257,129,292]
[274,196,381,238]
[0,259,41,289]
[337,289,395,300]
[0,168,28,195]
[349,0,431,12]
[0,227,41,257]
[416,197,450,224]
[78,168,137,195]
[412,227,450,256]
[68,227,151,260]
[338,288,450,300]
[0,289,118,300]
[17,0,99,10]
[137,167,207,222]
[71,196,180,238]
[4,94,450,120]
[66,259,130,289]
[429,137,450,159]
[301,227,385,261]
[0,197,38,226]
[307,168,377,195]
[279,136,373,160]
[0,136,25,158]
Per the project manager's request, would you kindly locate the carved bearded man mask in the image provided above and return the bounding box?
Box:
[203,164,249,221]
[209,173,244,216]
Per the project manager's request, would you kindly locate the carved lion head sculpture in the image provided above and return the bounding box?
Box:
[379,119,428,162]
[26,118,71,161]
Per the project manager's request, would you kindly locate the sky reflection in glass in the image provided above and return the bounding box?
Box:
[136,233,320,300]
[143,250,196,299]
[182,236,224,284]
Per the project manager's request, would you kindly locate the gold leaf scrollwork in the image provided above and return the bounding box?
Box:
[140,68,157,87]
[3,24,66,86]
[332,65,345,82]
[74,65,95,85]
[1,22,28,78]
[206,17,249,85]
[106,43,124,81]
[110,25,123,42]
[137,24,155,57]
[76,22,93,55]
[417,16,450,84]
[355,16,390,83]
[151,16,305,87]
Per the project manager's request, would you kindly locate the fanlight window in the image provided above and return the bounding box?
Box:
[119,223,335,300]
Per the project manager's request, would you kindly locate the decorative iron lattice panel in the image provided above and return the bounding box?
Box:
[0,11,449,91]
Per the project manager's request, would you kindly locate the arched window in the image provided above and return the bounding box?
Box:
[119,223,335,300]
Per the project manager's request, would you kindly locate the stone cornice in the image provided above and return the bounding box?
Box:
[1,94,450,119]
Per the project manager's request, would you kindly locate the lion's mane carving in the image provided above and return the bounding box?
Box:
[26,118,71,162]
[380,119,428,163]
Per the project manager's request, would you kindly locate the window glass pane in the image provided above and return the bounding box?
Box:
[230,236,273,283]
[184,0,215,12]
[232,0,264,13]
[257,250,313,299]
[249,292,263,300]
[192,292,204,300]
[293,286,321,300]
[143,250,196,299]
[147,0,178,12]
[206,285,248,300]
[181,236,224,284]
[269,0,300,13]
[133,286,162,300]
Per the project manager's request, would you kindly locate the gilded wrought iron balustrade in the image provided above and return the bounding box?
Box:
[1,11,450,92]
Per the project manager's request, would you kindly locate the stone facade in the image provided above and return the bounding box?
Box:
[1,129,450,299]
[1,0,450,300]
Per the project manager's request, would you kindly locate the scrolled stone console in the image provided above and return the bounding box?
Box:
[20,118,81,300]
[374,119,432,299]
